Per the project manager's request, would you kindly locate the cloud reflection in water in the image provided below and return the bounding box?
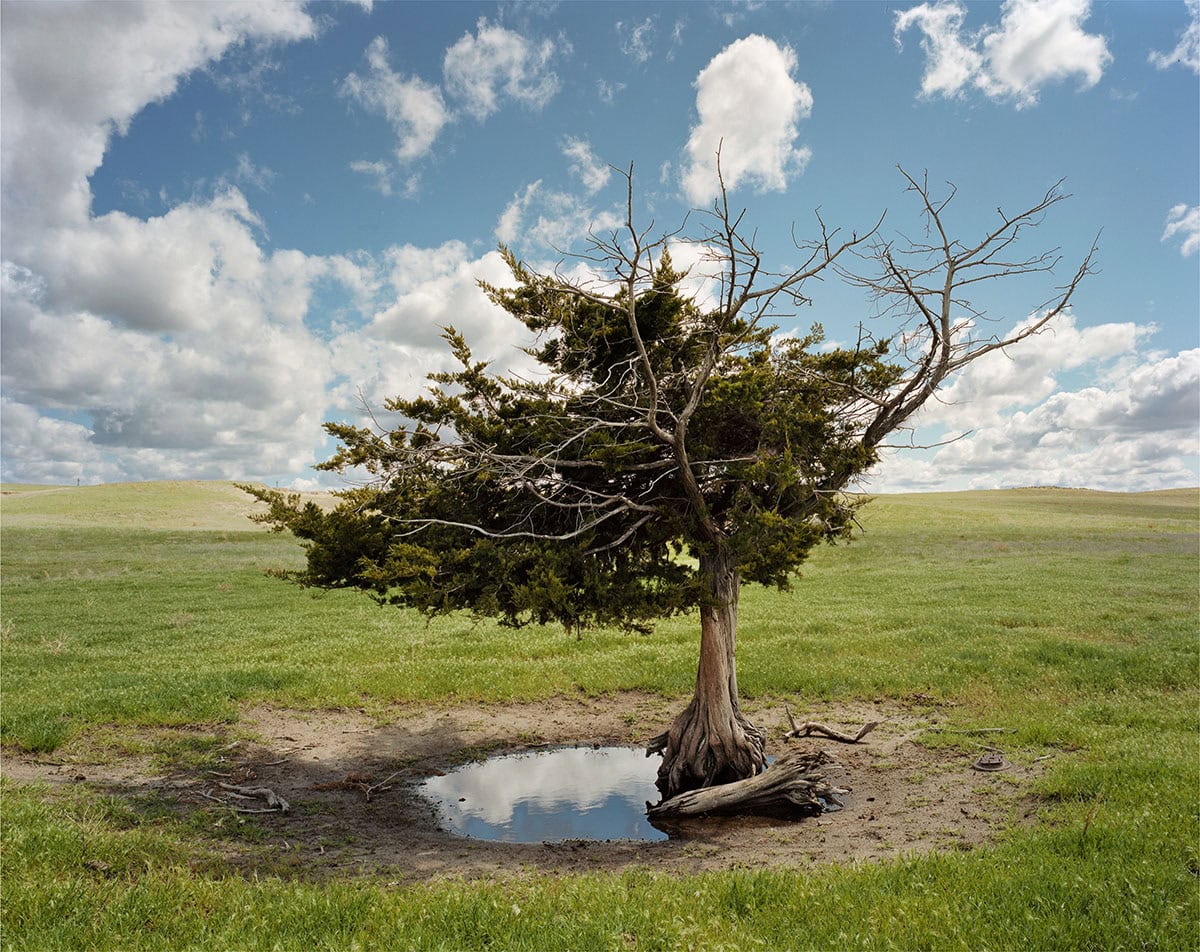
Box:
[419,746,668,843]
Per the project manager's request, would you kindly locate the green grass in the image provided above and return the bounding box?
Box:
[2,481,1198,950]
[0,480,326,531]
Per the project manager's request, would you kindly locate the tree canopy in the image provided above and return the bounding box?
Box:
[246,166,1093,641]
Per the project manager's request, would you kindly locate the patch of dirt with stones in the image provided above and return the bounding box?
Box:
[3,692,1048,882]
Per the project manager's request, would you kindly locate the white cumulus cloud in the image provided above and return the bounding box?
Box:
[894,0,1112,108]
[682,35,814,206]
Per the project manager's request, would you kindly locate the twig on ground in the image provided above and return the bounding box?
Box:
[364,771,401,801]
[783,705,882,744]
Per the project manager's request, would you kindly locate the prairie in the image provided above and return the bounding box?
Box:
[1,480,1197,950]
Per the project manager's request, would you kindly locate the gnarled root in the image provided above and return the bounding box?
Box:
[648,696,766,800]
[648,749,841,820]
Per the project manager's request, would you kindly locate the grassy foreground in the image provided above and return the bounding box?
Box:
[2,481,1198,950]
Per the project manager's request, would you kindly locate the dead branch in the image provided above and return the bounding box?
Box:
[364,770,401,801]
[215,782,290,812]
[783,704,881,744]
[309,771,401,801]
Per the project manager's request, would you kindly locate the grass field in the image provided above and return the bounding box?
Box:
[2,480,1197,950]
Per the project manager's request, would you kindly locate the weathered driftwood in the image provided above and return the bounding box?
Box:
[215,782,290,812]
[646,749,843,820]
[783,704,881,744]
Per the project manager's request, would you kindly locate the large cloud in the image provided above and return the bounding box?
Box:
[868,315,1199,492]
[894,0,1111,108]
[681,35,813,206]
[0,0,315,240]
[0,2,345,484]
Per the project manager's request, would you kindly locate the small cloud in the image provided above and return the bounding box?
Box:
[667,18,686,60]
[562,137,611,194]
[596,79,625,104]
[496,180,541,244]
[341,37,449,162]
[1162,204,1200,257]
[494,180,620,251]
[231,152,275,191]
[617,17,656,63]
[443,17,560,120]
[349,159,394,196]
[1149,0,1199,73]
[718,1,765,29]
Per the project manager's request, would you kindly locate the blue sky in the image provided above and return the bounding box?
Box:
[2,0,1197,492]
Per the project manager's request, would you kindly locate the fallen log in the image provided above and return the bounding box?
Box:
[646,749,843,820]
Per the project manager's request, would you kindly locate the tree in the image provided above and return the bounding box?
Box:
[246,165,1094,805]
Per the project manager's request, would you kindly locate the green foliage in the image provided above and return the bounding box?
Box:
[248,251,899,632]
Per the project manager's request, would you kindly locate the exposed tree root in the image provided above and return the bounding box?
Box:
[648,696,766,799]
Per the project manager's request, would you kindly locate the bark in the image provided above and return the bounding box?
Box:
[647,749,839,820]
[648,547,766,800]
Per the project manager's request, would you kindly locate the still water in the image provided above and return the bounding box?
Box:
[418,745,668,843]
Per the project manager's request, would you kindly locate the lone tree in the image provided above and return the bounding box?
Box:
[247,165,1093,806]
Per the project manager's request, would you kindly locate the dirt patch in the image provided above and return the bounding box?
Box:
[2,693,1047,881]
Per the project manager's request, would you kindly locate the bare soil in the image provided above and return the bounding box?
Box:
[2,693,1046,882]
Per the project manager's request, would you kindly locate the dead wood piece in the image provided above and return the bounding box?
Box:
[364,771,401,801]
[216,782,290,812]
[309,771,400,801]
[647,750,839,820]
[783,705,881,744]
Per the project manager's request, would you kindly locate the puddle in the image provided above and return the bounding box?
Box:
[418,745,668,843]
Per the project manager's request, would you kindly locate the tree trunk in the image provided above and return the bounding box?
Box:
[648,546,766,800]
